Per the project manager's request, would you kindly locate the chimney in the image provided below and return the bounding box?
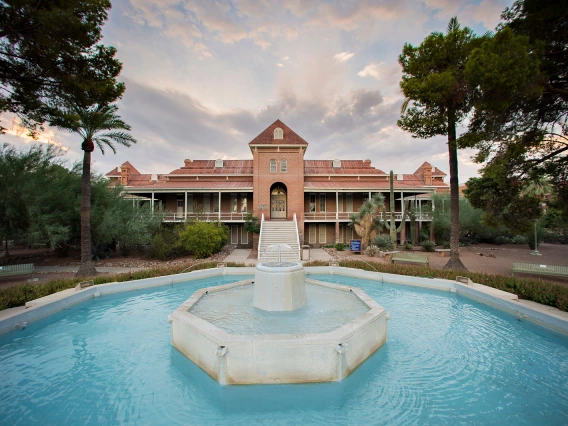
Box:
[184,159,192,167]
[120,166,130,185]
[363,159,371,165]
[424,165,432,185]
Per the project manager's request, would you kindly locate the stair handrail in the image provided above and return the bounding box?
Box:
[257,213,265,260]
[293,213,300,260]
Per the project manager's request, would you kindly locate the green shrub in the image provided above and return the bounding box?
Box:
[372,235,394,251]
[334,243,345,251]
[178,221,229,259]
[403,242,413,251]
[421,240,435,252]
[494,235,512,245]
[150,234,167,260]
[512,235,528,245]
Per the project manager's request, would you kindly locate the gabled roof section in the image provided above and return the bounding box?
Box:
[249,119,308,146]
[305,160,385,175]
[169,160,253,175]
[105,161,141,177]
[413,161,447,177]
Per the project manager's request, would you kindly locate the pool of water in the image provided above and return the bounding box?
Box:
[189,282,369,334]
[1,273,567,425]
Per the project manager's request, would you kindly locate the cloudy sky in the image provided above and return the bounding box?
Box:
[2,0,513,181]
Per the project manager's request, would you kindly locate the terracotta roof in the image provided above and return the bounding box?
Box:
[249,119,308,146]
[304,160,385,175]
[125,181,253,189]
[169,160,253,175]
[105,161,141,177]
[413,161,447,177]
[304,181,439,190]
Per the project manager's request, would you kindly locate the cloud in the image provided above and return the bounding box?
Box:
[277,63,283,67]
[334,51,355,62]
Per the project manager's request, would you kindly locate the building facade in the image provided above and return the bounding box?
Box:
[107,120,448,248]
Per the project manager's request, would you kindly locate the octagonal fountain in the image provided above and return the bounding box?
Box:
[170,245,389,384]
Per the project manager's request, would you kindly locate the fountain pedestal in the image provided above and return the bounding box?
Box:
[253,262,306,311]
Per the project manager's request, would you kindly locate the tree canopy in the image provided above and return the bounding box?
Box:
[0,0,124,131]
[460,0,568,221]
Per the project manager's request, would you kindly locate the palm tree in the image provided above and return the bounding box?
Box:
[349,193,385,248]
[58,104,136,276]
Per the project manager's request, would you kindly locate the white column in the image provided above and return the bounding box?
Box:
[419,198,422,220]
[336,191,339,220]
[151,192,154,214]
[218,191,221,220]
[400,191,404,218]
[368,191,371,200]
[184,192,188,220]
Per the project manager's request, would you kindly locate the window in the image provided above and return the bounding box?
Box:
[346,193,353,212]
[213,194,219,213]
[309,194,316,212]
[338,193,343,212]
[215,159,223,168]
[332,159,341,168]
[274,127,283,139]
[241,227,248,244]
[240,193,247,213]
[319,193,326,212]
[231,225,238,244]
[231,193,238,213]
[280,159,287,172]
[203,194,210,213]
[270,159,276,173]
[319,224,326,243]
[187,194,193,212]
[309,224,316,243]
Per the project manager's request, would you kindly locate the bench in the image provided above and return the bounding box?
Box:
[391,253,429,266]
[0,263,35,279]
[511,262,568,278]
[380,250,400,261]
[435,249,451,257]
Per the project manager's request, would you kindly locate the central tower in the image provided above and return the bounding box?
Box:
[250,119,307,235]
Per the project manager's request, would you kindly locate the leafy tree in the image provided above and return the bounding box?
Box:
[0,143,60,255]
[460,0,568,216]
[243,212,261,234]
[52,104,136,276]
[398,17,486,270]
[0,0,124,131]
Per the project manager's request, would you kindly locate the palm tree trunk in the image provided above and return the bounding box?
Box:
[444,109,466,270]
[76,146,97,277]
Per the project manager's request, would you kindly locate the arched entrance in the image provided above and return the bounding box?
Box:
[270,183,287,219]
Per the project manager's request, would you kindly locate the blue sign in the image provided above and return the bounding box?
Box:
[349,239,362,253]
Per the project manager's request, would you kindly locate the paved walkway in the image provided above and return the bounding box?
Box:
[308,248,332,262]
[223,249,257,266]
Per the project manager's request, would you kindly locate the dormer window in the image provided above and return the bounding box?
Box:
[280,159,287,172]
[270,159,277,172]
[215,159,223,168]
[332,159,341,168]
[274,127,283,139]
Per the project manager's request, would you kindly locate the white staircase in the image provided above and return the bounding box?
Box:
[258,217,301,261]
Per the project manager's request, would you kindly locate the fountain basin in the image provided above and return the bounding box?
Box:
[169,279,388,384]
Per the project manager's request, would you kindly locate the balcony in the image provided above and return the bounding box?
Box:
[303,211,432,222]
[162,212,248,222]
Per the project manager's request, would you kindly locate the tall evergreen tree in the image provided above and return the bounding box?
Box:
[398,17,486,270]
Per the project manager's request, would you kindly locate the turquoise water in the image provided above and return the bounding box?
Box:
[0,274,567,425]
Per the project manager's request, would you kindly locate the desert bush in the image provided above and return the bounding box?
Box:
[542,229,568,244]
[0,262,247,311]
[150,234,167,260]
[494,236,512,245]
[421,240,436,252]
[365,245,379,257]
[511,235,528,245]
[335,243,345,251]
[371,235,395,252]
[178,221,229,259]
[302,260,568,312]
[403,242,413,251]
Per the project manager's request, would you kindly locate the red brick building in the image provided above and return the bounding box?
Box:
[106,120,448,248]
